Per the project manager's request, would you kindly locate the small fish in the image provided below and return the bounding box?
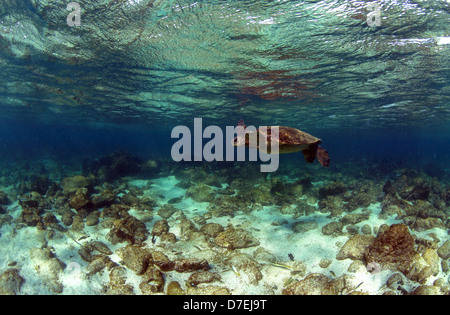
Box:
[284,277,295,286]
[270,262,292,270]
[232,266,241,276]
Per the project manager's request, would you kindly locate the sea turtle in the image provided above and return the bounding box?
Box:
[232,120,330,167]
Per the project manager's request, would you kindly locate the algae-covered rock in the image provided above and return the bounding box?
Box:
[116,245,152,275]
[151,251,175,272]
[0,191,11,205]
[437,240,450,259]
[61,175,92,195]
[188,271,222,287]
[167,281,185,295]
[336,234,375,261]
[92,189,117,208]
[364,224,416,271]
[200,223,224,238]
[69,190,93,211]
[0,269,25,295]
[186,183,215,203]
[174,258,210,273]
[214,227,260,249]
[107,215,149,245]
[30,247,65,294]
[107,267,134,295]
[319,182,347,198]
[322,221,344,236]
[282,273,330,295]
[151,219,170,237]
[139,266,165,294]
[292,220,318,233]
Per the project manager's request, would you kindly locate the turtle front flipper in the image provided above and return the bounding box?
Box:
[316,146,330,167]
[301,144,318,164]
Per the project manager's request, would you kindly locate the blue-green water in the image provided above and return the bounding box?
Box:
[0,0,449,295]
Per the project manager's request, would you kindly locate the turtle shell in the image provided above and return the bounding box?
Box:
[258,126,321,145]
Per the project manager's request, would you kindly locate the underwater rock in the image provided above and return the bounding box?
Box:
[0,205,5,215]
[86,256,117,277]
[411,285,442,295]
[282,273,331,295]
[347,261,366,273]
[364,224,417,273]
[345,193,373,211]
[322,221,344,236]
[157,204,176,219]
[336,234,375,261]
[246,184,273,206]
[78,241,113,263]
[386,273,405,291]
[167,281,185,295]
[292,220,318,234]
[107,267,134,295]
[83,152,143,182]
[228,253,263,285]
[85,211,100,226]
[0,191,11,205]
[405,180,431,201]
[108,215,149,245]
[186,183,215,203]
[29,176,52,195]
[0,269,25,295]
[437,240,450,260]
[200,223,224,238]
[151,251,175,272]
[140,159,159,177]
[174,258,210,273]
[319,259,332,269]
[42,213,65,231]
[151,219,176,243]
[318,196,344,217]
[61,175,92,195]
[186,285,231,295]
[151,219,170,237]
[340,211,371,226]
[139,266,165,294]
[253,248,277,263]
[214,227,260,249]
[92,189,117,208]
[101,204,130,220]
[406,217,445,232]
[293,201,316,217]
[361,224,372,235]
[30,247,65,294]
[116,245,152,275]
[69,189,93,212]
[19,199,44,228]
[208,195,251,217]
[283,273,355,295]
[71,215,85,231]
[319,182,347,199]
[188,271,222,287]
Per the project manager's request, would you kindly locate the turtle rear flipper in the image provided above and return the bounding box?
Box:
[316,146,330,167]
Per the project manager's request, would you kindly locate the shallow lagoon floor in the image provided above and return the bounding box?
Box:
[0,153,449,295]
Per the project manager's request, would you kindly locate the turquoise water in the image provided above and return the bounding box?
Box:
[0,1,449,295]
